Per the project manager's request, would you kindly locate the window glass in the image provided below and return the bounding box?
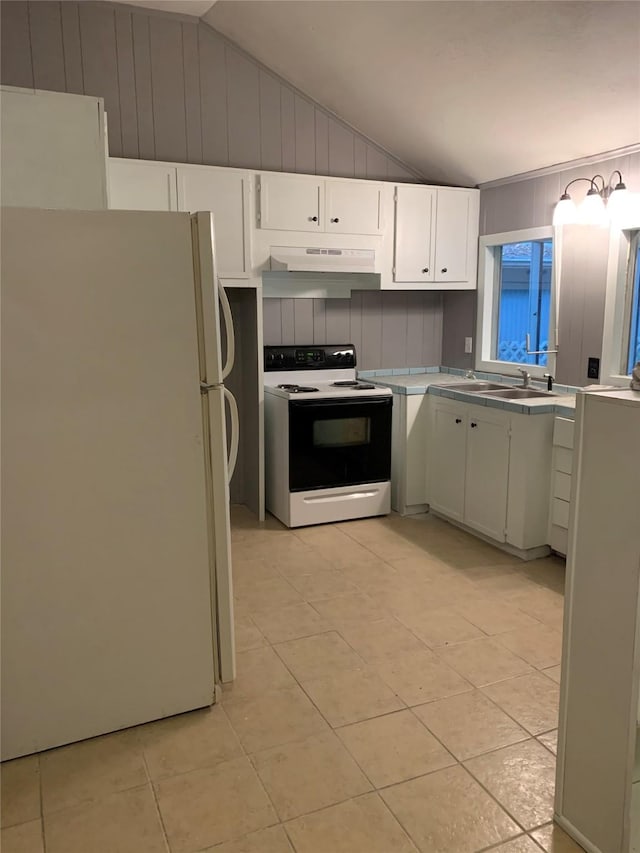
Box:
[495,240,553,366]
[626,242,640,373]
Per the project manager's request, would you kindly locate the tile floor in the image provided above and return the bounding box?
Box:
[0,509,586,853]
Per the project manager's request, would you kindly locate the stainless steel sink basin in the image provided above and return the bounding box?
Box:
[439,381,510,392]
[482,388,556,399]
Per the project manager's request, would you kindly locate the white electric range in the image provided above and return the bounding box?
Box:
[264,344,393,527]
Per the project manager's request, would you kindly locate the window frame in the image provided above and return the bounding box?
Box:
[475,226,557,377]
[602,220,640,385]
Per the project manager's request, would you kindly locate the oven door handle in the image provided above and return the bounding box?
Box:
[288,397,392,409]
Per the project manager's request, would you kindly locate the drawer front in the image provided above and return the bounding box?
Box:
[554,446,573,475]
[549,524,569,556]
[552,497,570,529]
[553,470,572,502]
[553,417,575,449]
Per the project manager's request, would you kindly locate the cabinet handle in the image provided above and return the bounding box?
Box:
[470,422,478,428]
[441,267,448,273]
[455,418,462,424]
[422,267,429,274]
[330,217,340,223]
[310,216,318,222]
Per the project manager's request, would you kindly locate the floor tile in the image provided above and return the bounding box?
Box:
[138,704,242,779]
[224,686,328,754]
[372,582,461,621]
[0,755,40,828]
[537,729,559,755]
[496,624,563,669]
[284,792,418,853]
[44,785,166,853]
[233,556,282,582]
[465,739,556,830]
[234,612,268,652]
[294,527,375,568]
[312,592,387,627]
[414,690,528,760]
[376,649,473,705]
[234,576,303,613]
[200,825,294,852]
[381,764,520,853]
[336,709,455,788]
[301,667,404,727]
[40,729,146,815]
[403,605,485,648]
[438,637,533,686]
[287,569,359,601]
[482,672,560,735]
[222,647,296,704]
[511,588,565,630]
[250,603,330,644]
[274,631,363,682]
[272,549,336,578]
[338,617,427,663]
[543,664,562,683]
[456,598,542,635]
[0,819,44,853]
[491,837,543,853]
[251,731,371,821]
[531,822,585,851]
[155,756,277,853]
[341,559,401,591]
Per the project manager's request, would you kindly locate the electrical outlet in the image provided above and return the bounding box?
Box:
[464,337,473,354]
[587,357,600,379]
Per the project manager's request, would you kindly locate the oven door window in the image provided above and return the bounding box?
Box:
[288,397,392,491]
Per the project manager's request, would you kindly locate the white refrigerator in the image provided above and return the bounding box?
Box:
[1,207,238,761]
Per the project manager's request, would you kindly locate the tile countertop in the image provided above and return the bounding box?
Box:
[356,367,582,417]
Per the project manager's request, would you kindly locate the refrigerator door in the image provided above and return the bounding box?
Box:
[204,385,237,682]
[192,212,236,386]
[1,208,217,759]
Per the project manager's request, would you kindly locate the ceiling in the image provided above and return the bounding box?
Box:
[113,0,217,17]
[116,1,640,185]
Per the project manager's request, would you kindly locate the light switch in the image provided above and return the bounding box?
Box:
[464,337,473,354]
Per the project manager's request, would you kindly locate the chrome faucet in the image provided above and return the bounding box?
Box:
[464,369,477,379]
[517,368,531,388]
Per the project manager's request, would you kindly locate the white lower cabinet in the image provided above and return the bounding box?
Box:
[548,416,575,556]
[390,393,432,515]
[428,397,554,554]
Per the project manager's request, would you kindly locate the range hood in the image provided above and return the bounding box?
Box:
[270,246,376,274]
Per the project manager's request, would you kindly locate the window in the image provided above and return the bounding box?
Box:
[602,226,640,384]
[476,226,556,375]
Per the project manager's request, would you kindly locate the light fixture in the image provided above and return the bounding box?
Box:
[552,171,635,227]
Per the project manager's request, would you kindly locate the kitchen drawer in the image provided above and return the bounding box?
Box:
[553,417,575,450]
[549,523,569,556]
[552,497,570,529]
[553,470,572,502]
[554,446,573,475]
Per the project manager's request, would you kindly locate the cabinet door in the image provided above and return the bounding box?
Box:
[325,181,383,236]
[178,167,250,278]
[108,159,177,211]
[434,189,472,282]
[258,174,322,232]
[428,403,466,521]
[464,410,509,541]
[393,185,435,282]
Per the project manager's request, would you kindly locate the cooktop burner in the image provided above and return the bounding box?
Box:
[331,380,376,390]
[277,384,319,393]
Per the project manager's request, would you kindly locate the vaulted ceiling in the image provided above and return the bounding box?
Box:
[115,0,640,185]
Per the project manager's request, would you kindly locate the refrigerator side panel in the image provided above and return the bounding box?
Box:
[1,208,216,759]
[192,212,224,385]
[205,386,236,682]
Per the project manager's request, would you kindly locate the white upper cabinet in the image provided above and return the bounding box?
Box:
[325,181,383,235]
[392,185,479,289]
[434,189,473,283]
[108,159,177,211]
[177,166,251,279]
[258,173,383,236]
[258,174,322,232]
[393,185,435,282]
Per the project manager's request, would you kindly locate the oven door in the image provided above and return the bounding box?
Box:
[288,396,392,491]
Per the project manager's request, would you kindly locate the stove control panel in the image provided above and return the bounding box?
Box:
[265,344,356,371]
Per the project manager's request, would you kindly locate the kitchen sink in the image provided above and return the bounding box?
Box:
[439,381,510,392]
[482,388,556,399]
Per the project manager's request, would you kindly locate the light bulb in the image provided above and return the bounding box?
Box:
[552,194,577,226]
[577,188,607,226]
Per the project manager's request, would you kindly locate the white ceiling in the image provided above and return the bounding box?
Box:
[200,0,640,186]
[113,0,216,17]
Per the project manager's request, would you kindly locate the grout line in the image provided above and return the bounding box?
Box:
[37,754,47,853]
[140,753,172,853]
